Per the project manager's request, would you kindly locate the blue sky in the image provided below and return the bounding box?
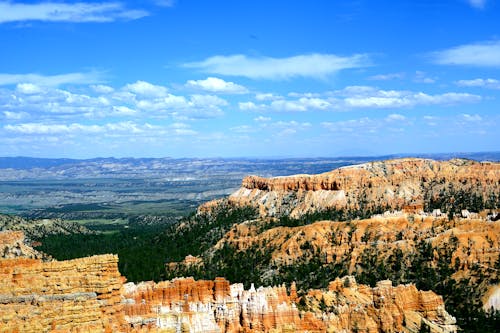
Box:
[0,0,499,158]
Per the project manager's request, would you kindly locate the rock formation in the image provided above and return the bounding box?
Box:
[122,276,457,333]
[0,254,126,332]
[0,230,458,332]
[219,158,499,218]
[0,230,49,260]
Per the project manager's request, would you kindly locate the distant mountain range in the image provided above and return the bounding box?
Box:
[1,151,499,178]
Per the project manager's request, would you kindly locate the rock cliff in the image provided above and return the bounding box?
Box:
[0,253,127,332]
[221,158,499,218]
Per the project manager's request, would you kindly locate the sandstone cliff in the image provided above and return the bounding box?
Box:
[217,158,499,218]
[0,254,126,332]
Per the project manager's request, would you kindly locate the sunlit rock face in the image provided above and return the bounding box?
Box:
[122,276,457,333]
[0,252,126,332]
[222,158,500,218]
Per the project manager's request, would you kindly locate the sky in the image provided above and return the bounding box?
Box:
[0,0,499,158]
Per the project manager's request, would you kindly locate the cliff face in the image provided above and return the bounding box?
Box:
[122,276,457,333]
[222,158,500,218]
[0,236,126,332]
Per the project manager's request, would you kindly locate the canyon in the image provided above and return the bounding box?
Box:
[1,157,499,332]
[0,230,457,332]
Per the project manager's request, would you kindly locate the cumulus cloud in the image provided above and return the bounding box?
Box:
[430,40,500,67]
[255,93,281,101]
[185,77,248,94]
[0,78,229,121]
[125,80,168,97]
[91,84,115,94]
[455,78,500,89]
[184,53,370,80]
[339,86,480,108]
[0,1,148,24]
[270,97,331,111]
[16,83,43,94]
[238,86,480,112]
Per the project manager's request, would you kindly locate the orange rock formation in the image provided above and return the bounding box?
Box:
[122,276,457,333]
[220,158,500,218]
[0,253,126,332]
[0,230,458,332]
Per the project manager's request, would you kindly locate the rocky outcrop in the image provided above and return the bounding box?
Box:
[0,213,95,240]
[122,276,457,333]
[222,158,500,218]
[0,249,126,332]
[0,230,50,260]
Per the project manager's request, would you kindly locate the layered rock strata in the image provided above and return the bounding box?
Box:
[0,251,126,332]
[220,158,500,218]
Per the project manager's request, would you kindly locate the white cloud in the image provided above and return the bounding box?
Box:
[322,118,378,133]
[385,113,406,121]
[238,86,480,113]
[255,93,281,101]
[125,80,168,97]
[430,40,500,67]
[254,116,271,122]
[0,2,148,24]
[185,77,248,94]
[112,106,137,115]
[0,72,104,86]
[339,86,480,108]
[462,113,482,122]
[3,121,160,135]
[467,0,486,9]
[271,97,331,111]
[3,111,29,120]
[16,83,43,94]
[239,101,261,111]
[91,84,115,94]
[184,53,370,80]
[455,78,500,89]
[414,71,436,84]
[368,73,405,81]
[230,125,256,133]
